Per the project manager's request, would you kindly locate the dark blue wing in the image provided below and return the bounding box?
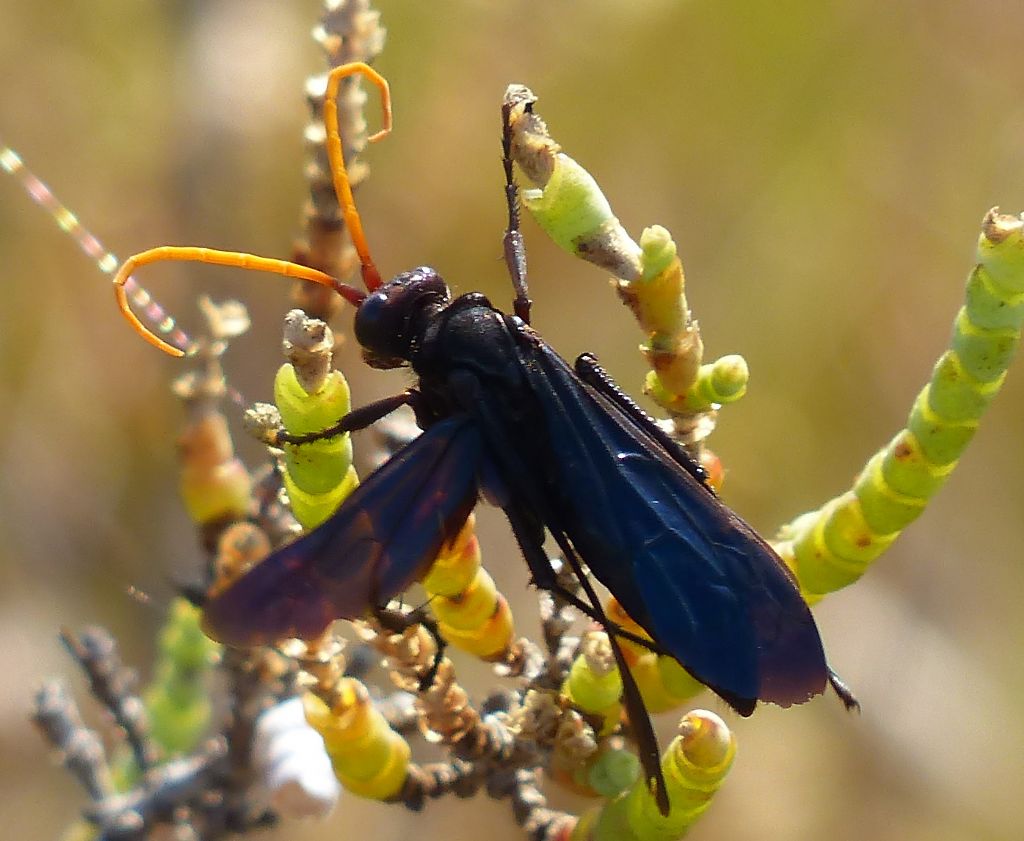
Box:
[202,416,482,647]
[520,343,827,710]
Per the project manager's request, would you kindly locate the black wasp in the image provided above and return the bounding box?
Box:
[115,63,854,815]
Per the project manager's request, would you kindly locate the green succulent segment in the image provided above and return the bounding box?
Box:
[586,748,643,800]
[143,598,220,755]
[505,86,747,423]
[778,211,1024,598]
[520,153,638,271]
[577,711,735,841]
[561,634,623,737]
[644,355,749,415]
[274,362,358,529]
[303,679,412,801]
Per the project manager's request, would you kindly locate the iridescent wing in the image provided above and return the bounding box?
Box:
[202,416,482,647]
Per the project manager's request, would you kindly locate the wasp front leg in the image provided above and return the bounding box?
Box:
[272,390,420,446]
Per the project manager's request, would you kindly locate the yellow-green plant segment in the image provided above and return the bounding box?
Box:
[606,598,704,714]
[303,678,411,800]
[179,409,254,524]
[585,747,643,801]
[142,598,221,755]
[631,231,703,402]
[520,151,641,278]
[421,514,515,659]
[561,633,623,736]
[777,210,1024,599]
[505,86,750,423]
[573,711,735,841]
[274,362,358,529]
[644,355,749,416]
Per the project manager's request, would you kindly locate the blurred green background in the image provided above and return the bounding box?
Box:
[2,1,1023,839]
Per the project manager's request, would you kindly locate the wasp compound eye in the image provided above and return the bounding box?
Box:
[354,267,450,362]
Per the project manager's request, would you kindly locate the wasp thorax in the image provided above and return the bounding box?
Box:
[354,268,451,367]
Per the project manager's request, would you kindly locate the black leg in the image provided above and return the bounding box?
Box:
[546,527,671,816]
[574,353,711,488]
[532,579,668,656]
[503,503,670,816]
[373,603,447,692]
[578,354,859,716]
[274,389,419,446]
[501,99,531,325]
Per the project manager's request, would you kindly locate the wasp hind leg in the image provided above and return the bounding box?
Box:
[503,503,671,816]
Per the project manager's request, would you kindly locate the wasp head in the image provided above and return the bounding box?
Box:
[354,267,451,369]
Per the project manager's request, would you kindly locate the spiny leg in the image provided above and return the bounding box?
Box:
[372,603,447,692]
[574,352,710,487]
[546,528,670,816]
[273,390,419,447]
[501,96,531,325]
[504,503,670,816]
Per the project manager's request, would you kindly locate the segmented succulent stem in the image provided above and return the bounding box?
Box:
[294,0,387,320]
[303,678,411,800]
[561,632,623,737]
[777,210,1024,599]
[143,599,220,756]
[422,515,516,660]
[503,87,749,440]
[575,711,735,841]
[272,311,359,529]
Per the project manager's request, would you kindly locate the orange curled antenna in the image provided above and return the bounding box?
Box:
[111,61,391,356]
[113,248,342,357]
[323,61,392,292]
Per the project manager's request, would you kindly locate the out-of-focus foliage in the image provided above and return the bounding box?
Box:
[2,1,1023,840]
